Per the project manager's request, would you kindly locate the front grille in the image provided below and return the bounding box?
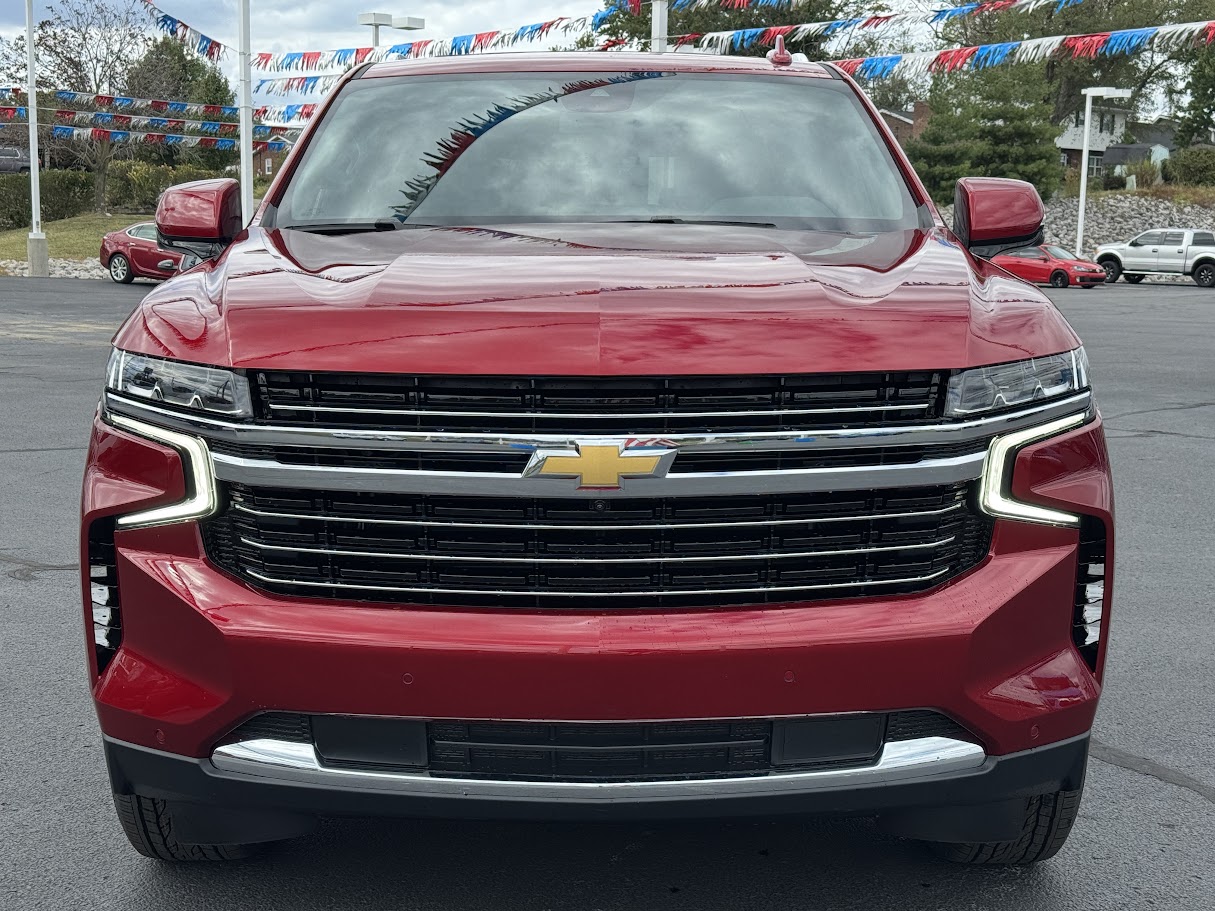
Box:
[429,719,773,780]
[202,482,992,608]
[251,371,947,433]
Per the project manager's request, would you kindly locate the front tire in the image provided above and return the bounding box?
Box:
[934,788,1083,866]
[1100,259,1122,283]
[1124,273,1145,284]
[114,794,260,862]
[108,253,134,284]
[1049,271,1069,289]
[1193,263,1215,288]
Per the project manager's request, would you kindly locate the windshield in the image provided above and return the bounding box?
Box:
[271,71,919,233]
[1044,246,1075,260]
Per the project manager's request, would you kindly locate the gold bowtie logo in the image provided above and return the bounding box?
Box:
[525,442,677,490]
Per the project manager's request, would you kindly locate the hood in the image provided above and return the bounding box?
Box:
[114,223,1080,375]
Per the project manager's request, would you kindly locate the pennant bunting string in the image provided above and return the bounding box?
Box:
[45,123,288,152]
[0,106,299,138]
[138,0,227,60]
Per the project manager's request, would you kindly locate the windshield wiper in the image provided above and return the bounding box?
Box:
[612,218,779,229]
[280,220,438,235]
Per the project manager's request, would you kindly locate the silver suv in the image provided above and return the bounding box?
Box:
[0,146,31,174]
[1096,229,1215,288]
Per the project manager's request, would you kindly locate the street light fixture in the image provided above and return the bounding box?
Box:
[1076,86,1133,258]
[358,12,425,48]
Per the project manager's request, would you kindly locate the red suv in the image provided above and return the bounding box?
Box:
[83,53,1113,866]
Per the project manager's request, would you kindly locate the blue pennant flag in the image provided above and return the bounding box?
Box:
[858,55,903,80]
[334,49,356,66]
[165,135,185,145]
[285,104,302,121]
[386,42,412,56]
[109,131,130,143]
[973,42,1021,70]
[732,28,765,50]
[215,138,236,151]
[221,105,238,117]
[148,118,168,130]
[281,52,304,70]
[932,4,980,23]
[114,97,133,107]
[268,141,287,152]
[94,112,113,125]
[451,34,474,54]
[52,125,74,139]
[1104,27,1159,56]
[167,102,187,114]
[824,18,864,36]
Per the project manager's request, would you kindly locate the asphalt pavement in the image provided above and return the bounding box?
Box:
[1,276,1212,910]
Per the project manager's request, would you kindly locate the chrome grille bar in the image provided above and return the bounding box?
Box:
[237,535,957,564]
[105,391,1092,454]
[245,567,953,599]
[231,500,964,530]
[267,402,931,419]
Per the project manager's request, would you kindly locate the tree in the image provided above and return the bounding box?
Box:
[126,37,236,169]
[907,69,1062,204]
[1175,47,1215,148]
[0,0,151,210]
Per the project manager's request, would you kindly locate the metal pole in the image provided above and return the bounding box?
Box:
[25,0,48,277]
[238,0,254,223]
[1076,91,1093,259]
[372,24,380,47]
[651,0,668,53]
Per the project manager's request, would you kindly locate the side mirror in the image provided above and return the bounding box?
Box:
[952,177,1044,259]
[156,178,242,263]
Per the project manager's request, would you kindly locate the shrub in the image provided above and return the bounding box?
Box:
[1167,146,1215,187]
[1125,158,1160,188]
[0,170,93,229]
[1102,174,1127,191]
[106,161,228,211]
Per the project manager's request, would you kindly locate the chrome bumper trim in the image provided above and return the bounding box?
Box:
[105,391,1092,454]
[210,736,987,800]
[210,450,987,497]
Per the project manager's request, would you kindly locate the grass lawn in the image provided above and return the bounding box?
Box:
[0,212,153,262]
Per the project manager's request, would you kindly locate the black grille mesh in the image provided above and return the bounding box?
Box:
[252,371,947,433]
[202,483,992,608]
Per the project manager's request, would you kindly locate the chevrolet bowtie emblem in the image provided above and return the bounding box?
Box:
[524,442,678,490]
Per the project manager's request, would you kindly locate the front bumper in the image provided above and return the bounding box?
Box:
[105,731,1090,824]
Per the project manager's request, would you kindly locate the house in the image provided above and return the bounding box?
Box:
[1056,104,1131,176]
[879,101,932,146]
[254,140,293,178]
[1102,142,1168,179]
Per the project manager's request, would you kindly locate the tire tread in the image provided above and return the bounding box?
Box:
[935,788,1082,866]
[113,793,256,862]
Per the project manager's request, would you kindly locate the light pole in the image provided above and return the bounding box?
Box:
[24,0,48,277]
[651,0,668,53]
[358,13,424,48]
[1076,86,1132,258]
[238,0,254,223]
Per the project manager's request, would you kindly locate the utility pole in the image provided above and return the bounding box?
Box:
[1076,86,1131,258]
[238,0,254,223]
[651,0,668,53]
[25,0,48,277]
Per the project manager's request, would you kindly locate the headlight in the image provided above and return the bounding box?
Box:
[106,349,252,418]
[945,349,1089,418]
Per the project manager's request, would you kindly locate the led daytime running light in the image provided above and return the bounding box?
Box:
[979,413,1088,526]
[109,414,218,529]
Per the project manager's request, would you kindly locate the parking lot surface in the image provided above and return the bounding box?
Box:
[1,277,1212,910]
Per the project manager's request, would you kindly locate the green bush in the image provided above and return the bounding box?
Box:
[1125,158,1160,188]
[1102,174,1127,191]
[1166,146,1215,186]
[0,170,93,229]
[106,161,228,211]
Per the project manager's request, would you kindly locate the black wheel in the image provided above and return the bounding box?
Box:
[1194,263,1215,288]
[1124,273,1145,284]
[108,253,134,284]
[1049,271,1069,289]
[933,788,1083,866]
[113,793,260,862]
[1099,259,1121,283]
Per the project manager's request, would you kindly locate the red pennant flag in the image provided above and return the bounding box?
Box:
[1063,34,1111,59]
[203,104,222,116]
[301,104,317,119]
[199,137,218,148]
[302,51,323,69]
[150,100,168,112]
[759,26,795,46]
[95,95,115,107]
[219,123,238,135]
[55,109,74,121]
[167,119,185,130]
[673,34,702,47]
[144,133,166,144]
[473,31,498,51]
[256,53,273,68]
[253,141,268,152]
[834,58,864,76]
[113,114,132,127]
[931,46,980,72]
[91,128,113,142]
[1204,21,1215,43]
[411,39,432,57]
[354,47,373,65]
[862,15,896,28]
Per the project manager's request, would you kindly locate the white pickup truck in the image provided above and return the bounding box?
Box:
[1095,229,1215,287]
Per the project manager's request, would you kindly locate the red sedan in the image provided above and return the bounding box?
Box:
[100,222,182,284]
[991,244,1106,289]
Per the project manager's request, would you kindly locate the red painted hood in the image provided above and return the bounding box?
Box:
[114,224,1079,374]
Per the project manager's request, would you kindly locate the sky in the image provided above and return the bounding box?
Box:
[0,0,602,66]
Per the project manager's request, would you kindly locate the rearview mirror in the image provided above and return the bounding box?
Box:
[156,178,242,263]
[952,177,1044,259]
